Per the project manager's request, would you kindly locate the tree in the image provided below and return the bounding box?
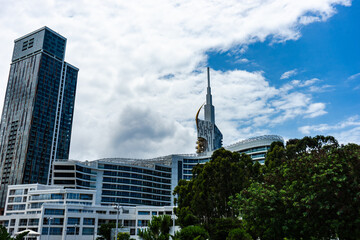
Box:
[0,225,29,240]
[98,223,116,240]
[227,228,253,240]
[173,225,209,240]
[173,148,260,228]
[231,136,360,240]
[207,218,242,240]
[117,232,131,240]
[138,215,172,240]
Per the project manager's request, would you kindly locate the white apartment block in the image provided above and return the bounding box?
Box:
[0,184,177,240]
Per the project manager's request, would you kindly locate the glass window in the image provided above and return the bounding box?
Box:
[82,227,94,235]
[67,193,79,199]
[10,219,16,226]
[67,218,80,225]
[138,211,150,215]
[9,189,23,195]
[80,194,93,200]
[138,220,149,227]
[66,227,79,235]
[44,209,64,215]
[83,218,95,225]
[42,227,63,235]
[51,194,64,199]
[68,209,81,213]
[19,219,27,226]
[124,220,135,227]
[28,219,39,226]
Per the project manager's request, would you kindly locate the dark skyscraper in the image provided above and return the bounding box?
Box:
[0,27,78,210]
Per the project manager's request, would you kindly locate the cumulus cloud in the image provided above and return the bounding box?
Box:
[298,116,360,144]
[299,115,360,134]
[0,0,351,160]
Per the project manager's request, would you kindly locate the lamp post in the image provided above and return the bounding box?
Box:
[113,204,123,240]
[46,217,53,240]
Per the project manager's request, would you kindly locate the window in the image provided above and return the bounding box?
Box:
[28,219,39,226]
[138,211,150,215]
[10,219,16,226]
[7,204,25,211]
[66,193,79,199]
[83,218,95,225]
[42,227,63,235]
[44,209,64,215]
[43,218,63,225]
[138,220,149,227]
[80,194,93,200]
[67,218,80,225]
[124,220,135,227]
[82,227,94,235]
[9,189,23,195]
[51,193,64,200]
[19,219,27,226]
[66,227,79,235]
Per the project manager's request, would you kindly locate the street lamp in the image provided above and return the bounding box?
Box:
[46,216,53,240]
[113,204,123,240]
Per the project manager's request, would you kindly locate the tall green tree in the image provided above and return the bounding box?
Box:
[173,148,260,233]
[138,215,172,240]
[231,136,360,240]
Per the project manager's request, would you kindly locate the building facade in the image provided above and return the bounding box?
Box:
[0,27,78,210]
[0,184,177,240]
[52,157,175,207]
[50,135,283,206]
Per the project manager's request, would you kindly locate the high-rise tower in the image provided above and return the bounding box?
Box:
[0,27,78,210]
[204,67,215,124]
[196,68,222,153]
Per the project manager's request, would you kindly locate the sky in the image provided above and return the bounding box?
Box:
[0,0,359,160]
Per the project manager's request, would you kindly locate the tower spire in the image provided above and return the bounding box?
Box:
[204,67,215,123]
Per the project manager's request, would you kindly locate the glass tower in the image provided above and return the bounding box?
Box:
[0,27,78,210]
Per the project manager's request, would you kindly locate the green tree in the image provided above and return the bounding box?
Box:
[117,232,131,240]
[0,225,29,240]
[231,136,360,240]
[227,228,253,240]
[173,225,209,240]
[173,148,260,228]
[208,218,242,240]
[98,223,116,240]
[138,215,172,240]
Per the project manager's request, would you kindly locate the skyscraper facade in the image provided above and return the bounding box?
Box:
[0,27,78,210]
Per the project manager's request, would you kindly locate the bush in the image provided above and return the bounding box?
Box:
[227,228,253,240]
[175,225,209,240]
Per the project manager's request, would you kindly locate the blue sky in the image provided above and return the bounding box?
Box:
[0,0,358,160]
[209,1,360,142]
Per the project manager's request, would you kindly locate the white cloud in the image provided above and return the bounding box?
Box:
[299,116,360,144]
[235,58,250,64]
[348,72,360,80]
[0,0,351,160]
[281,69,297,79]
